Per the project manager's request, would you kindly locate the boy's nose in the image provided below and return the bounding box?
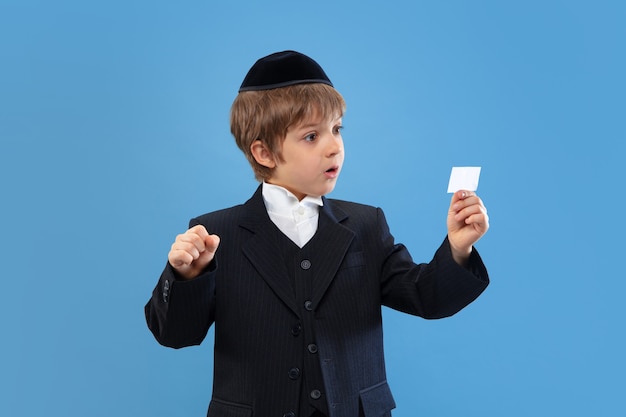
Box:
[326,136,343,157]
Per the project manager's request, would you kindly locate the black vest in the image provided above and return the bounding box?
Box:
[271,223,330,417]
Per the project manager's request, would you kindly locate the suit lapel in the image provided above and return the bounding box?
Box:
[239,188,355,314]
[240,187,300,316]
[309,200,355,306]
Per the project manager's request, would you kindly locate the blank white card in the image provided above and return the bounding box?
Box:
[447,167,481,193]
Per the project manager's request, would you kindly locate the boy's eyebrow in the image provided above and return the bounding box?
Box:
[296,117,343,130]
[297,122,323,130]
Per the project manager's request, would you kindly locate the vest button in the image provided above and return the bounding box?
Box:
[291,323,302,336]
[307,343,318,354]
[310,389,322,400]
[300,259,311,270]
[288,367,300,380]
[304,300,313,311]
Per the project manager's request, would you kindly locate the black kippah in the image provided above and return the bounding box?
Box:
[239,50,333,92]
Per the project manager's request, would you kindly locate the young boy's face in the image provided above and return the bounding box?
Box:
[268,114,344,200]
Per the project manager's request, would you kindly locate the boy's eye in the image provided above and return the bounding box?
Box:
[304,133,317,142]
[333,125,344,135]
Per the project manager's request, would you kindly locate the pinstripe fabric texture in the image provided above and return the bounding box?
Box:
[146,185,489,417]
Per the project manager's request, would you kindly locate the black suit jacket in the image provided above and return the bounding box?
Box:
[146,186,489,417]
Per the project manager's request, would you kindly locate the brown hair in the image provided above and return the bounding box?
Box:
[230,83,346,181]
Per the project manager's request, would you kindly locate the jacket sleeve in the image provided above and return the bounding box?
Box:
[144,260,217,348]
[377,207,489,319]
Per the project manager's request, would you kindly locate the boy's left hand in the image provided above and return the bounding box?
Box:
[447,190,489,266]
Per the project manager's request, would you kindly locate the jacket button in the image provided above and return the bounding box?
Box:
[283,412,295,417]
[162,279,170,303]
[300,259,311,270]
[288,367,300,380]
[291,323,302,336]
[304,300,313,311]
[307,343,318,354]
[310,389,322,400]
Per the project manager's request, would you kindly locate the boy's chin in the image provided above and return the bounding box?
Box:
[318,183,338,197]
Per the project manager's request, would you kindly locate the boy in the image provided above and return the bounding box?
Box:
[145,50,490,417]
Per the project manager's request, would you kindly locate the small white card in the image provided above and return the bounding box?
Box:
[447,166,481,193]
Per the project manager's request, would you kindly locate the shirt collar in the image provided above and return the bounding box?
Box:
[262,182,323,215]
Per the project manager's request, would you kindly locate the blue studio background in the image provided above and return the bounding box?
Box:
[1,1,624,416]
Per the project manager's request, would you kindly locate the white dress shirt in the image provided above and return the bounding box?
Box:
[262,182,323,248]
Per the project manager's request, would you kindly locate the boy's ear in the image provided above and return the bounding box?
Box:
[250,140,277,169]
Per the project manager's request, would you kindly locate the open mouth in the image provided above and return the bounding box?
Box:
[325,166,339,177]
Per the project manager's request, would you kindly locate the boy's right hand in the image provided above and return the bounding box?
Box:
[168,225,220,280]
